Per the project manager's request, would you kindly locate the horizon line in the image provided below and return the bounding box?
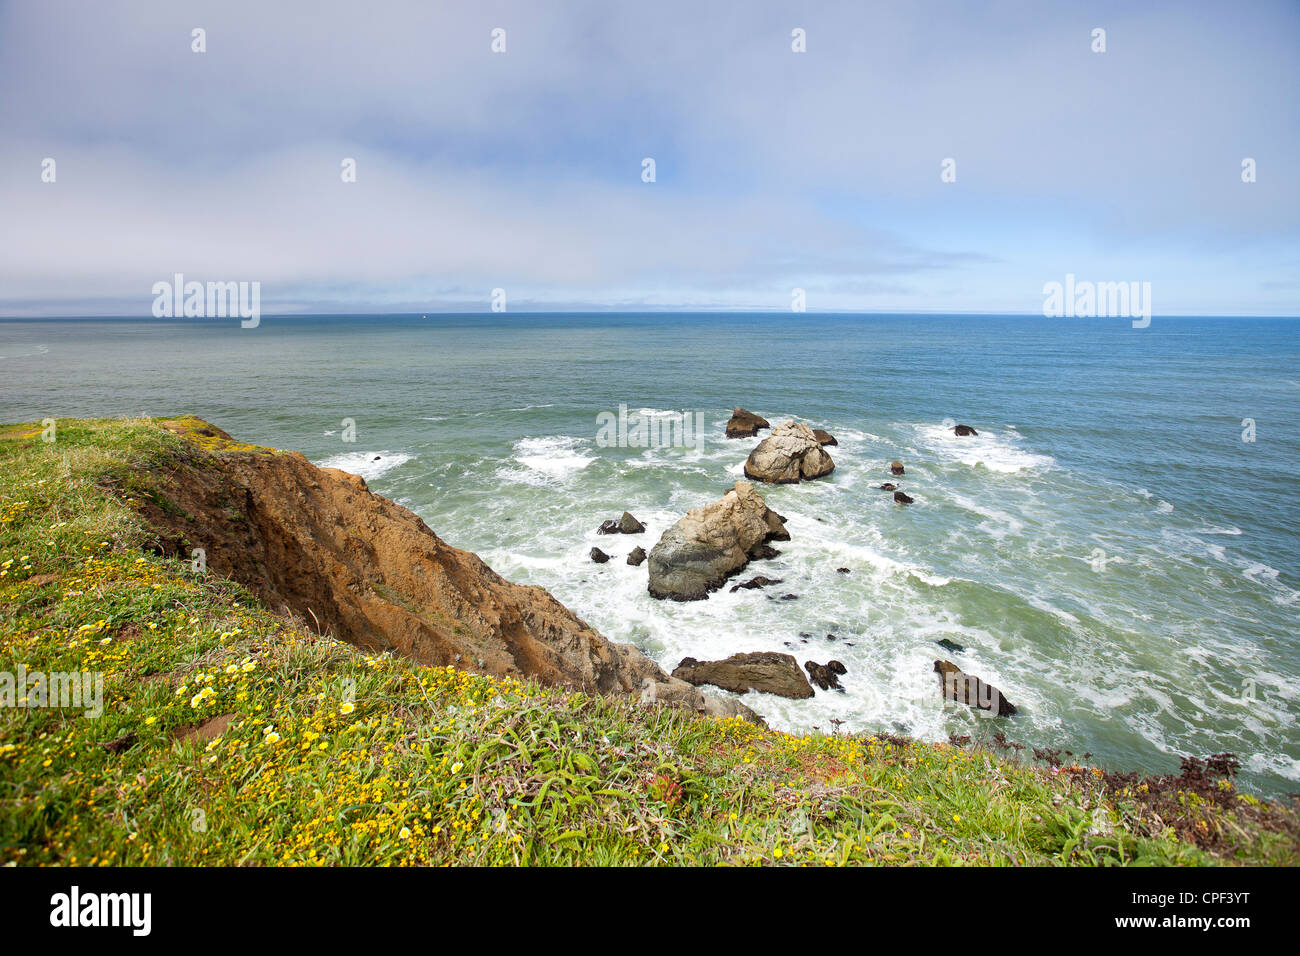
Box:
[4,310,1300,321]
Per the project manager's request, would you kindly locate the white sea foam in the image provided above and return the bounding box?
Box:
[947,492,1026,540]
[315,450,413,481]
[910,423,1055,473]
[513,436,595,479]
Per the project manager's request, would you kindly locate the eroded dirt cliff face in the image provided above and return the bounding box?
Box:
[131,419,664,695]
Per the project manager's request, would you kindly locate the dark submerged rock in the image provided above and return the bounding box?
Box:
[730,575,782,592]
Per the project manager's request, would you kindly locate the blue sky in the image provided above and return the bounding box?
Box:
[1,0,1297,315]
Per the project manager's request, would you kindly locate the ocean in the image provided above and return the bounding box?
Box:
[2,312,1297,795]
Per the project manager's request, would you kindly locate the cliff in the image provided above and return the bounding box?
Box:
[132,417,754,720]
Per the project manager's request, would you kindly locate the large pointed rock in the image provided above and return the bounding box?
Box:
[647,480,789,601]
[743,420,835,483]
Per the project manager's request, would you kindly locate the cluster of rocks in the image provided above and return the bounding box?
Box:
[726,409,838,485]
[876,424,974,505]
[590,511,647,565]
[584,412,1020,721]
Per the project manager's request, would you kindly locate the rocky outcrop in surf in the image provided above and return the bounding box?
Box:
[952,424,979,436]
[812,428,838,446]
[934,660,1017,717]
[598,511,645,534]
[725,407,769,438]
[672,652,814,699]
[805,659,847,692]
[647,480,789,601]
[743,420,835,483]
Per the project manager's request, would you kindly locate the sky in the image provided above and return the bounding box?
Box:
[1,0,1297,316]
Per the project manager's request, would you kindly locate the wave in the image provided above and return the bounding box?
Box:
[315,450,413,481]
[512,435,595,479]
[909,422,1055,474]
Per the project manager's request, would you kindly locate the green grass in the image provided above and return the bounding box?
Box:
[1,416,1296,866]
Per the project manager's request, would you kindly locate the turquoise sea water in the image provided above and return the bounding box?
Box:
[2,313,1298,794]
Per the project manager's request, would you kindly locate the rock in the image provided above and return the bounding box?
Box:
[778,593,798,601]
[749,543,782,560]
[647,480,790,601]
[836,567,850,574]
[894,491,914,504]
[590,547,611,563]
[744,421,835,484]
[812,428,838,446]
[890,461,905,476]
[672,652,814,699]
[730,575,782,592]
[805,660,846,692]
[627,546,647,566]
[936,638,965,653]
[826,633,838,641]
[878,483,897,491]
[725,407,770,439]
[639,677,766,725]
[934,660,1017,716]
[599,511,646,535]
[951,424,979,437]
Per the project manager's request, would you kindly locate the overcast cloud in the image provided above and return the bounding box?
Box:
[1,0,1296,315]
